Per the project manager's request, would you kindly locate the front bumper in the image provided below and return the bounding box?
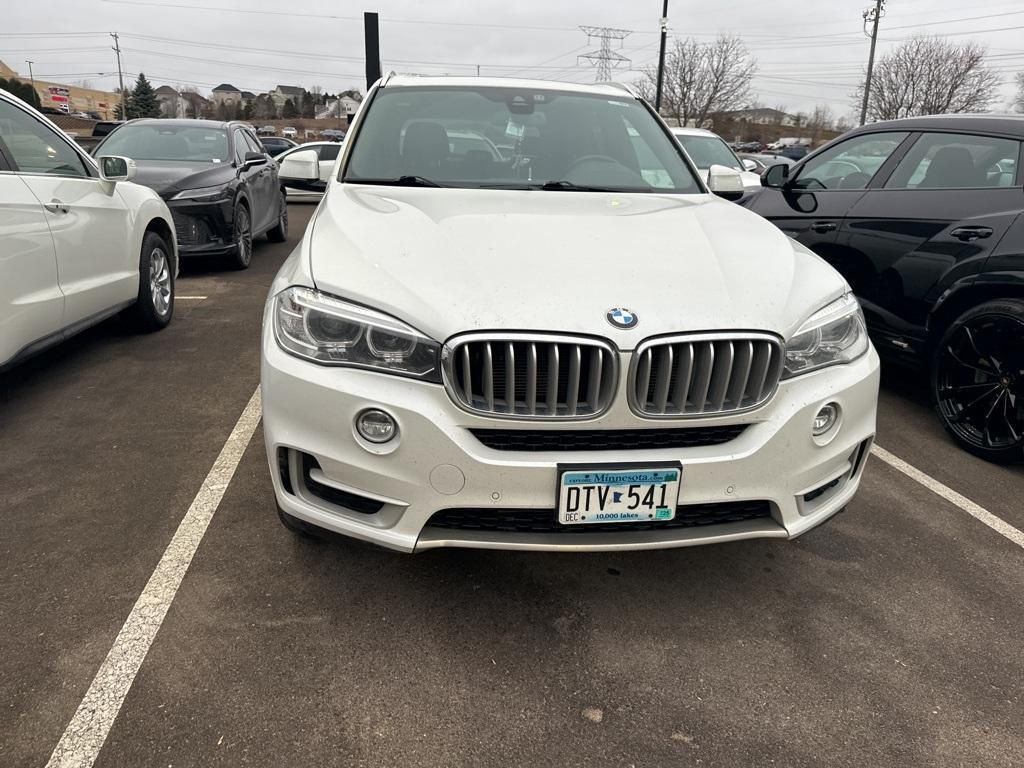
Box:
[165,197,238,257]
[262,324,880,553]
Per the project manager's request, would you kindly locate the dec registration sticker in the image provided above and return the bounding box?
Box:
[557,466,681,525]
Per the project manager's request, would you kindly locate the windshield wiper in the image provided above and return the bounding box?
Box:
[346,175,444,187]
[535,180,651,192]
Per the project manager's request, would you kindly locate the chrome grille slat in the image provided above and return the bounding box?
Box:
[446,334,616,420]
[631,333,783,418]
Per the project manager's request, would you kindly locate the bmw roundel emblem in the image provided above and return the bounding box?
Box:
[606,307,638,329]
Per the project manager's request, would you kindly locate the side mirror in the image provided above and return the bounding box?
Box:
[741,158,757,172]
[99,155,136,182]
[278,149,320,183]
[707,164,745,201]
[243,151,268,168]
[762,163,790,189]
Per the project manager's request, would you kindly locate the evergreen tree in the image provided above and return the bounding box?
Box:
[282,98,299,119]
[129,73,161,118]
[0,77,41,108]
[242,99,255,120]
[114,88,132,119]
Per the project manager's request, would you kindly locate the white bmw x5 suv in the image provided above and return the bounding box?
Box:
[263,75,879,553]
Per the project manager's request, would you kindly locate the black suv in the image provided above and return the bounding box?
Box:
[744,115,1024,462]
[94,119,287,269]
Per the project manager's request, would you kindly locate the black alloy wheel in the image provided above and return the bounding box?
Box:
[932,299,1024,463]
[266,191,288,242]
[230,203,253,270]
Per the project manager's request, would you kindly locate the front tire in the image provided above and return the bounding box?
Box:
[931,299,1024,463]
[229,203,253,270]
[266,191,288,243]
[123,230,174,332]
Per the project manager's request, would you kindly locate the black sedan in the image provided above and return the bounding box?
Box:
[260,136,298,157]
[744,114,1024,463]
[94,119,287,269]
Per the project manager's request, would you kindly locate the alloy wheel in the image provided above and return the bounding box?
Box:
[935,314,1024,450]
[237,207,253,266]
[149,247,171,316]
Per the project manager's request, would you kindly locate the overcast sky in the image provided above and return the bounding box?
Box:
[3,0,1022,118]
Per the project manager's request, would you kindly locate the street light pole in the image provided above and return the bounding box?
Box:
[654,0,669,113]
[859,0,884,126]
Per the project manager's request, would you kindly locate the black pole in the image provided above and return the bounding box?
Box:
[654,0,668,112]
[364,12,382,91]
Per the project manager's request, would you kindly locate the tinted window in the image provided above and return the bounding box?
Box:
[98,123,230,163]
[794,131,907,190]
[673,133,742,171]
[884,133,1020,189]
[241,130,264,155]
[318,144,341,161]
[0,100,90,177]
[344,85,700,192]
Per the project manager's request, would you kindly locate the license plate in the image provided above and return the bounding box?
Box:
[557,465,681,525]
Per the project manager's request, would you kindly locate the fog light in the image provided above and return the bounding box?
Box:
[813,403,840,436]
[356,409,397,443]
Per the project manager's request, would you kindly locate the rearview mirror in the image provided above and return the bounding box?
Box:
[762,163,790,189]
[278,149,320,183]
[242,151,268,168]
[707,164,745,201]
[99,155,136,182]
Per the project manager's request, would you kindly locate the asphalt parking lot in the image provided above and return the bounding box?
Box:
[2,203,1022,768]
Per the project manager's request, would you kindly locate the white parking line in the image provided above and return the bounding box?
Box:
[176,295,208,300]
[872,444,1024,550]
[45,387,262,768]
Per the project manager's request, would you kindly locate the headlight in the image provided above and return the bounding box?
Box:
[782,293,868,378]
[170,185,229,201]
[274,286,441,381]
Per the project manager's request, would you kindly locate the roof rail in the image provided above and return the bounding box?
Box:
[606,82,637,97]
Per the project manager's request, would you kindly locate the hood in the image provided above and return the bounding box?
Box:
[126,160,235,199]
[309,186,846,349]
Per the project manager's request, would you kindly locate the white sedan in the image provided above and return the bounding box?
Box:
[275,141,342,201]
[671,127,763,192]
[266,75,878,553]
[0,89,177,369]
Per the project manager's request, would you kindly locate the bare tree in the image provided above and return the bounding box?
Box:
[853,35,1000,121]
[638,35,756,127]
[1014,72,1024,113]
[807,104,834,143]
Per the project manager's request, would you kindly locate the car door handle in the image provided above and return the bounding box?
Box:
[43,199,70,214]
[810,221,837,233]
[950,226,993,241]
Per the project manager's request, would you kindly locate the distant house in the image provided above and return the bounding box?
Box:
[180,90,212,119]
[270,84,305,111]
[240,91,256,104]
[210,83,242,108]
[154,85,188,119]
[714,108,799,127]
[316,89,362,121]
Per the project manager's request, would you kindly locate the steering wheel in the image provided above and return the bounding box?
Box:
[565,154,621,174]
[838,171,871,189]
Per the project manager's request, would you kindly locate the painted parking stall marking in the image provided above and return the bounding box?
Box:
[45,387,263,768]
[872,444,1024,550]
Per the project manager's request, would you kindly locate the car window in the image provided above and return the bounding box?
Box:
[344,85,700,193]
[794,131,907,191]
[98,123,230,163]
[673,133,742,172]
[318,144,341,161]
[232,129,248,164]
[0,99,90,177]
[884,133,1021,190]
[242,130,264,156]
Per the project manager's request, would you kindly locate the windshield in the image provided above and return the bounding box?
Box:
[673,133,742,171]
[343,85,700,192]
[97,124,230,163]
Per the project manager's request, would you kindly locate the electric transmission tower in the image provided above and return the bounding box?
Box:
[578,26,632,82]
